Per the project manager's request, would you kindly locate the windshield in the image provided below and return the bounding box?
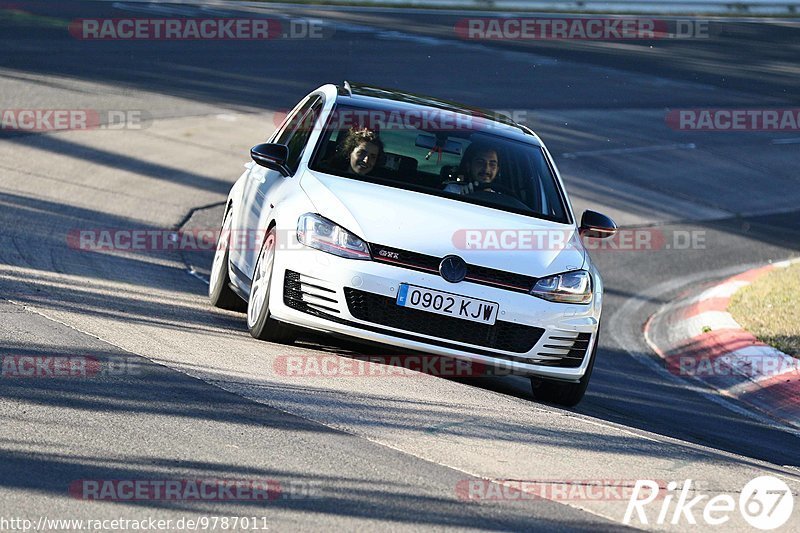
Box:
[309,105,570,223]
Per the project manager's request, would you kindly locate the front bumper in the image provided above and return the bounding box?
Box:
[268,247,600,381]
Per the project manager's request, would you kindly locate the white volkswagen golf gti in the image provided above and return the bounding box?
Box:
[209,82,617,406]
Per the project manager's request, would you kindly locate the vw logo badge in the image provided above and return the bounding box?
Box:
[439,255,467,283]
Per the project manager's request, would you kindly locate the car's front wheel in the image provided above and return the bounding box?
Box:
[247,227,296,343]
[530,335,597,407]
[209,208,246,311]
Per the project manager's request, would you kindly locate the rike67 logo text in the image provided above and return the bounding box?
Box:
[624,476,794,529]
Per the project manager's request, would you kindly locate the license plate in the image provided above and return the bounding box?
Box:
[396,284,499,325]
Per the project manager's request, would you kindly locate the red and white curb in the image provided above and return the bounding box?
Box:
[645,258,800,429]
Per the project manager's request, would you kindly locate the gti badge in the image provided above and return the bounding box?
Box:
[439,255,467,283]
[378,249,400,260]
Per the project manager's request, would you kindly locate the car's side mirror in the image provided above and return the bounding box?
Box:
[579,210,617,239]
[251,143,291,176]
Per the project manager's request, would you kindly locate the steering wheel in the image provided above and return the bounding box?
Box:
[470,181,513,195]
[467,184,531,211]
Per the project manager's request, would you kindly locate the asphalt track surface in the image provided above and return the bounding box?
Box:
[1,1,799,530]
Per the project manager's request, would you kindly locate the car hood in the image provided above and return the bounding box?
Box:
[300,171,586,278]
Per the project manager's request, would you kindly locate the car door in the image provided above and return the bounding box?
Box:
[237,95,324,279]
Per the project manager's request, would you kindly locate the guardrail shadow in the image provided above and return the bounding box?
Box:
[275,330,800,468]
[0,342,625,530]
[1,133,233,195]
[0,191,243,333]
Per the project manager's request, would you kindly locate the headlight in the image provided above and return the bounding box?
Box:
[297,213,371,260]
[530,270,592,304]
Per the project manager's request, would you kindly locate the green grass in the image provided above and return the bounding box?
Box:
[729,262,800,358]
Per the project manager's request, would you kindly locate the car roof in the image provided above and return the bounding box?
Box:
[334,81,541,145]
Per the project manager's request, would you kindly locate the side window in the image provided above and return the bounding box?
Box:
[277,96,323,174]
[272,95,312,143]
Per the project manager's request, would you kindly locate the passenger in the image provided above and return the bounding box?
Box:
[334,127,384,176]
[444,141,500,194]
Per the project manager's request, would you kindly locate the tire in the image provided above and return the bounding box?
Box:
[531,334,597,407]
[247,226,296,343]
[208,208,246,311]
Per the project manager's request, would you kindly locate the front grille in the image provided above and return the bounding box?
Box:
[369,243,536,293]
[344,287,544,353]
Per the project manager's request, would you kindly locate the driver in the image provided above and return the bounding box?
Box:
[443,142,500,194]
